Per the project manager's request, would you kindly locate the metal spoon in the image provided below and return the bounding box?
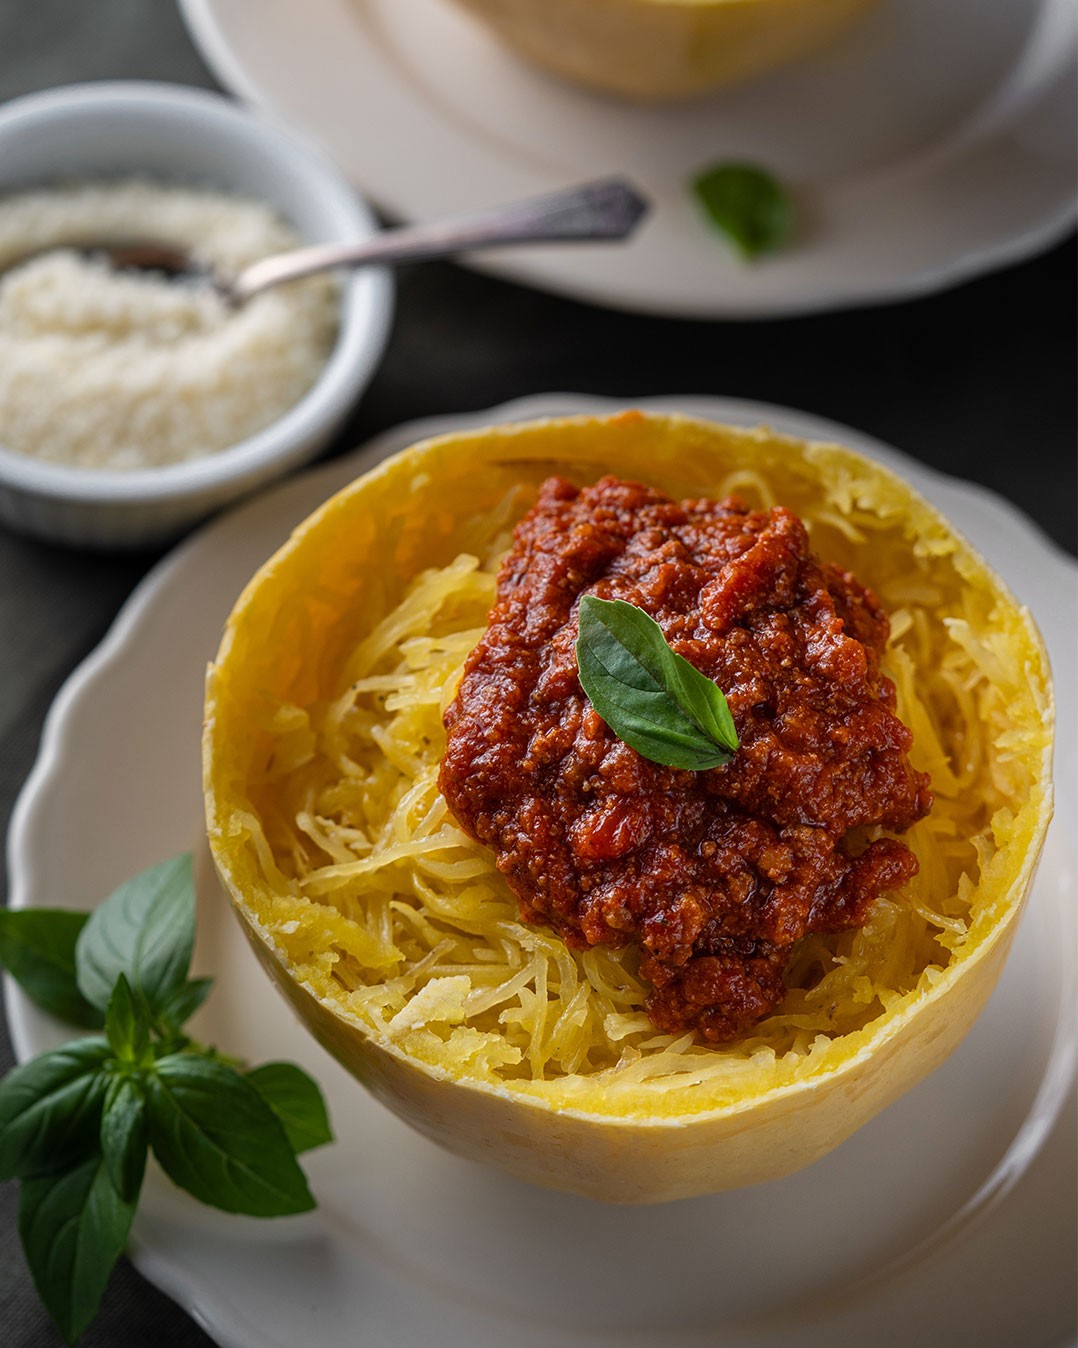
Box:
[12,178,648,306]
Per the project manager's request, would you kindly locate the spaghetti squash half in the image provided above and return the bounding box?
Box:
[203,412,1052,1202]
[442,0,879,101]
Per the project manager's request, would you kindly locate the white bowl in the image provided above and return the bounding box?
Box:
[0,81,394,549]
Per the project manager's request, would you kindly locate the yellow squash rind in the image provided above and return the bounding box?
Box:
[446,0,879,101]
[204,412,1052,1202]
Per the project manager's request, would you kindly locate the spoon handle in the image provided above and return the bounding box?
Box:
[230,178,648,304]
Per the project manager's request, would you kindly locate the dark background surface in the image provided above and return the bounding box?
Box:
[1,3,1074,1345]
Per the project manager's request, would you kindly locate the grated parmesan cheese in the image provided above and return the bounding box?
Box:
[0,180,339,470]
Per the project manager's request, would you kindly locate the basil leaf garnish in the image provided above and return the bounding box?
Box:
[18,1154,136,1346]
[156,976,214,1032]
[246,1062,334,1154]
[100,1075,149,1205]
[576,596,739,771]
[0,909,103,1028]
[146,1054,316,1217]
[0,1040,111,1181]
[104,974,152,1067]
[76,854,195,1018]
[3,852,332,1340]
[691,162,793,260]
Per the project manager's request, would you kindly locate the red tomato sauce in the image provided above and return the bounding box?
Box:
[440,476,932,1042]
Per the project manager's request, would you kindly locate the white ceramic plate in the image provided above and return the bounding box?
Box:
[177,0,1077,318]
[6,395,1076,1348]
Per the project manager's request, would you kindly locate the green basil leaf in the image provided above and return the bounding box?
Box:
[691,162,793,260]
[104,975,152,1067]
[156,976,214,1032]
[663,647,739,753]
[0,908,104,1028]
[76,854,195,1018]
[576,596,738,771]
[19,1154,136,1345]
[246,1062,333,1154]
[100,1075,148,1204]
[147,1054,315,1217]
[0,1039,111,1182]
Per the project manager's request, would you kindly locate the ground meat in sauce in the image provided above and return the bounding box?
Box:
[439,476,933,1042]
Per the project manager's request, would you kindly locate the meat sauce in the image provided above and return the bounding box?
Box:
[439,476,932,1042]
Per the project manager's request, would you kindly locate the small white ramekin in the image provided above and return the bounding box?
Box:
[0,81,394,549]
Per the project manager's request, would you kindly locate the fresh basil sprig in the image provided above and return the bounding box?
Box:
[691,161,793,261]
[576,596,739,771]
[0,854,332,1344]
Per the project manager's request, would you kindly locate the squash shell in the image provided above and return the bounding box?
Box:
[203,412,1052,1202]
[445,0,879,101]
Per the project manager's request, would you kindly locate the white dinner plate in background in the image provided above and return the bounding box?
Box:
[6,395,1075,1347]
[179,0,1077,317]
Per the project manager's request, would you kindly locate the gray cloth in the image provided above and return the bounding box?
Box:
[0,2,1074,1346]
